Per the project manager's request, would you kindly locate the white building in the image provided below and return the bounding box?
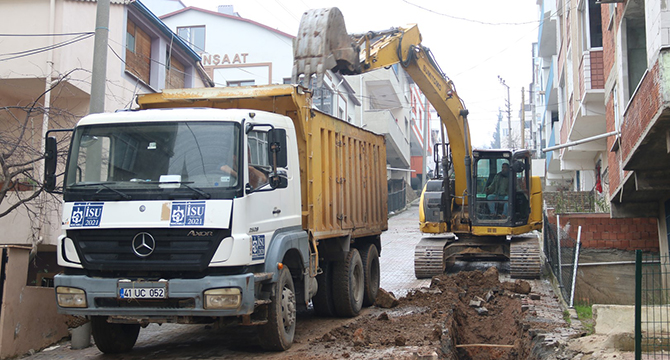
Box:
[160,6,294,87]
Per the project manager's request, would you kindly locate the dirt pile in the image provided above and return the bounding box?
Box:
[303,267,538,359]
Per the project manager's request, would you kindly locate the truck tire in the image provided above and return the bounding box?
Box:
[332,248,364,317]
[359,244,380,307]
[259,266,296,350]
[90,316,140,354]
[312,260,336,317]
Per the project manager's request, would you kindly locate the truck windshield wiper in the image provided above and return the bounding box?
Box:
[133,180,211,199]
[173,182,211,199]
[69,181,131,200]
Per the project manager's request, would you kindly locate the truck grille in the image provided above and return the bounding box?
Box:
[95,298,196,309]
[67,228,228,272]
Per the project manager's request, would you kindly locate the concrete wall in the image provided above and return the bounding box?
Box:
[0,194,61,247]
[0,247,68,359]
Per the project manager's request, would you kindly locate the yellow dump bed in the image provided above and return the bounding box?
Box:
[137,85,388,241]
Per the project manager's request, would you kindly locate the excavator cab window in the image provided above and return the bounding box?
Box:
[511,155,531,225]
[471,150,532,227]
[473,156,512,222]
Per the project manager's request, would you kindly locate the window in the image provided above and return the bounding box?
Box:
[66,122,240,190]
[283,78,292,84]
[165,52,185,89]
[125,19,151,84]
[588,0,603,48]
[313,85,333,115]
[580,0,602,50]
[623,2,647,100]
[177,26,205,52]
[248,130,269,167]
[227,80,255,87]
[126,30,135,53]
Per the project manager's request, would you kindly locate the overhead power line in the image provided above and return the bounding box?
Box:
[0,33,94,62]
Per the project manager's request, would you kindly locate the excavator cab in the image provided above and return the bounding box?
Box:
[471,149,531,228]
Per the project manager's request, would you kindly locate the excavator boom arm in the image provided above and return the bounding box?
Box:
[293,8,471,205]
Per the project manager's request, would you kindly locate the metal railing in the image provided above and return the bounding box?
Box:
[635,250,669,359]
[388,187,406,213]
[543,213,577,302]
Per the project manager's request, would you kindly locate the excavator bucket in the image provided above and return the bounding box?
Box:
[292,7,360,88]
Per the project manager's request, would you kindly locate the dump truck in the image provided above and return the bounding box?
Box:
[45,84,388,353]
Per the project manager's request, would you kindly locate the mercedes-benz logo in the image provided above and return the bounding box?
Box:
[132,232,156,258]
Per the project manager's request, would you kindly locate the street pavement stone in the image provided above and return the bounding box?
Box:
[380,202,431,296]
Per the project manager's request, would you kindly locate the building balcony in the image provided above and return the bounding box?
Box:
[559,50,606,171]
[537,0,557,58]
[610,48,670,218]
[364,67,404,110]
[364,109,410,168]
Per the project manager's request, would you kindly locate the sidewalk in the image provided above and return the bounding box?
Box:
[379,201,431,296]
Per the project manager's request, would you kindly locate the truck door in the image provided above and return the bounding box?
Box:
[244,129,288,262]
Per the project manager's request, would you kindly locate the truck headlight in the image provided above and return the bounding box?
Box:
[56,287,87,308]
[204,288,241,309]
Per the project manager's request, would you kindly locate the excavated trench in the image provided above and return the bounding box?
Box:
[304,267,553,360]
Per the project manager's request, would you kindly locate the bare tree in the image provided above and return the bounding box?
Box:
[0,69,81,245]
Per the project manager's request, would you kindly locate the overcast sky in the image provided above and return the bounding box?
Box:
[181,0,540,148]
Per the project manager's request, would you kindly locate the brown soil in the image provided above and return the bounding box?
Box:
[294,267,537,359]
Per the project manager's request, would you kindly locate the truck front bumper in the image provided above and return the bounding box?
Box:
[54,272,269,318]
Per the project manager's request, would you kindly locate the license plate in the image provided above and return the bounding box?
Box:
[118,282,167,299]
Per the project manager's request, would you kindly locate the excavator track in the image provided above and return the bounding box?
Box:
[414,234,454,279]
[510,235,542,279]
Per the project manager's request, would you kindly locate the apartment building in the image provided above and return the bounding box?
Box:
[601,0,670,253]
[536,0,607,192]
[0,1,210,356]
[347,65,414,212]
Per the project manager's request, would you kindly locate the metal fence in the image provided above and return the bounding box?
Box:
[387,187,406,213]
[635,250,670,359]
[543,214,578,302]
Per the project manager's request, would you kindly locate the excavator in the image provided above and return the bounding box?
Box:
[292,8,543,279]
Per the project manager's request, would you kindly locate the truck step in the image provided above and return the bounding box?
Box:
[254,299,272,307]
[253,272,273,283]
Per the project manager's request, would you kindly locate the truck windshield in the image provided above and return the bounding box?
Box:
[64,121,240,200]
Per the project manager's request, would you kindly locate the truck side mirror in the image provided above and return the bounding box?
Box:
[268,128,287,168]
[269,169,289,189]
[44,136,57,192]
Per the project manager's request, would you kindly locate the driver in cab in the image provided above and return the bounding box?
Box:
[485,162,510,216]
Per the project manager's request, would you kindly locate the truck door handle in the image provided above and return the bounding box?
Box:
[272,208,281,215]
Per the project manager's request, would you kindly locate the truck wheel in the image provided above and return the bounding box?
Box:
[312,260,336,317]
[332,248,364,317]
[259,266,296,350]
[359,244,380,307]
[90,316,140,354]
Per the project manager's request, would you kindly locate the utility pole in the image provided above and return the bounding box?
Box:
[72,0,109,349]
[90,0,110,114]
[521,87,525,149]
[530,85,537,157]
[498,76,512,148]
